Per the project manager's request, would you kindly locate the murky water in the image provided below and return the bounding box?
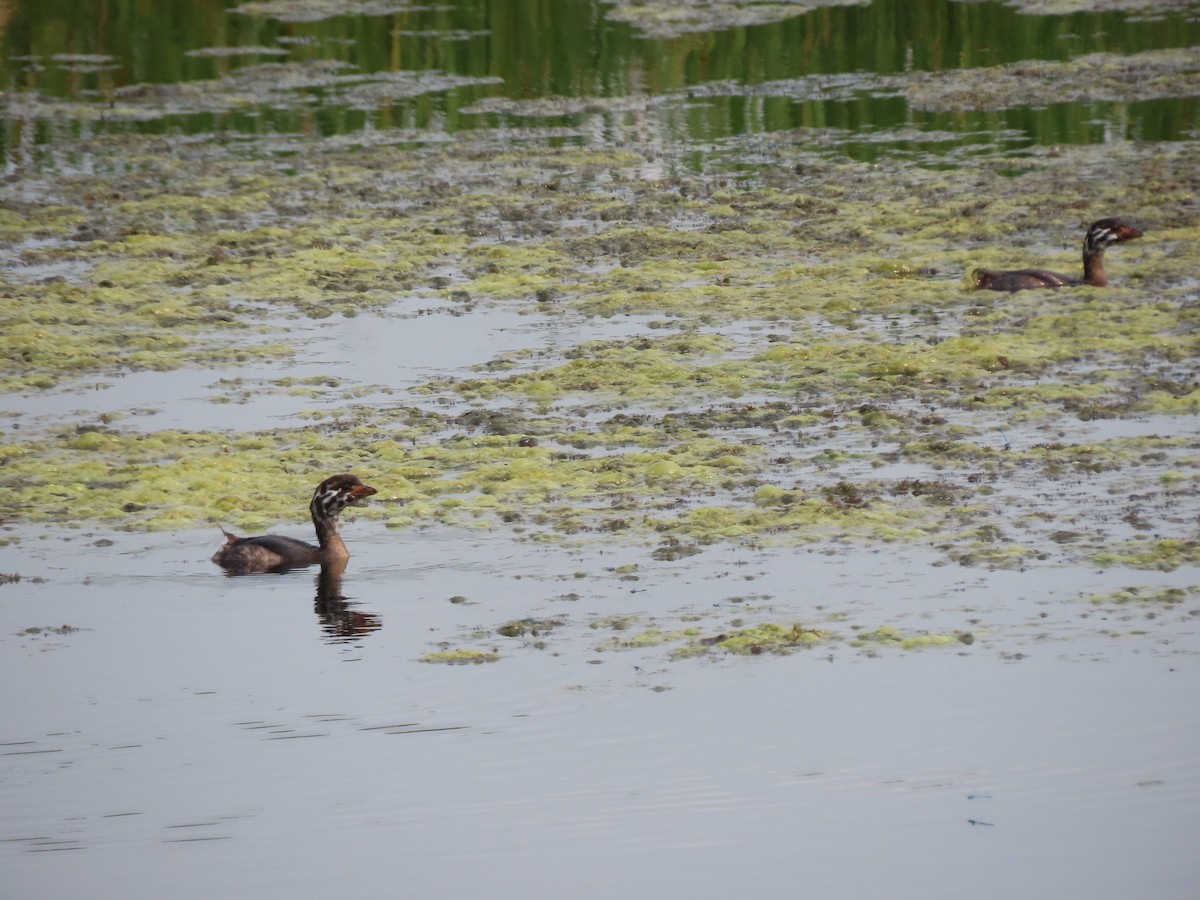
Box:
[2,0,1199,897]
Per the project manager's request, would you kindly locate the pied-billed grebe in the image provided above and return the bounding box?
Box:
[213,474,377,574]
[973,218,1143,292]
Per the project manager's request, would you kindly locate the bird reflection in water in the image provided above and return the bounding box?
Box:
[314,558,381,642]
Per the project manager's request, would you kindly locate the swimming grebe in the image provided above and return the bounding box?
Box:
[212,474,377,574]
[973,218,1143,292]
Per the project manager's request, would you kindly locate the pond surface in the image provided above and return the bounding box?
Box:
[3,528,1199,898]
[1,1,1199,898]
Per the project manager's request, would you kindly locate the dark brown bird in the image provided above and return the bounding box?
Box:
[973,218,1143,292]
[213,474,377,574]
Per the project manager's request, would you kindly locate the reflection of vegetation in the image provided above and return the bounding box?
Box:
[896,48,1200,111]
[0,0,1196,156]
[232,1,424,23]
[604,0,870,39]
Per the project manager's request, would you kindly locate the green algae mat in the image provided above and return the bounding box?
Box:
[1,132,1197,579]
[0,0,1197,577]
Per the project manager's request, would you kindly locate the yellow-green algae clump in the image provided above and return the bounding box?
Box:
[850,626,969,651]
[1091,541,1200,573]
[1086,585,1197,606]
[584,616,971,660]
[0,128,1197,568]
[419,648,501,665]
[691,622,827,656]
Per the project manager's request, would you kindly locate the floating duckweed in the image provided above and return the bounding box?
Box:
[852,626,903,646]
[497,617,564,638]
[851,626,963,650]
[1086,586,1194,605]
[697,622,827,656]
[596,627,678,650]
[650,539,702,561]
[419,649,501,665]
[67,431,120,452]
[232,437,272,451]
[753,486,802,507]
[1092,540,1200,572]
[0,122,1196,574]
[898,634,961,650]
[645,460,685,480]
[590,614,639,631]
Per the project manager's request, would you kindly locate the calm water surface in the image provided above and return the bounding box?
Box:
[2,1,1199,897]
[2,528,1199,898]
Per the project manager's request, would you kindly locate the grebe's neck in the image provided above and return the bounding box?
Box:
[1082,244,1108,287]
[310,496,350,563]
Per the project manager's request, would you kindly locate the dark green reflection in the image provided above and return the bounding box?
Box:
[0,0,1195,160]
